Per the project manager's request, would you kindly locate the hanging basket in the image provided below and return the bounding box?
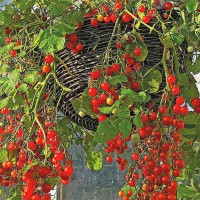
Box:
[53,14,188,131]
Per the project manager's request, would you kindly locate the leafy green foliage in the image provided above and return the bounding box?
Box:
[94,116,120,143]
[86,151,102,171]
[109,74,128,85]
[181,112,200,139]
[133,116,143,128]
[119,119,132,138]
[7,184,21,200]
[142,69,162,93]
[178,183,200,199]
[186,0,198,13]
[0,148,8,162]
[38,29,65,53]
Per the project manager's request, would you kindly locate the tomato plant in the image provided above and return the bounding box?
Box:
[0,0,200,199]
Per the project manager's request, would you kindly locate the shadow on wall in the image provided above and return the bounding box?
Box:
[62,145,125,200]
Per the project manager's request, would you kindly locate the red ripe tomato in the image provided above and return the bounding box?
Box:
[16,39,21,46]
[131,81,140,91]
[141,114,149,124]
[10,50,17,57]
[98,114,107,122]
[138,5,146,13]
[176,96,185,105]
[116,42,122,48]
[161,163,171,173]
[162,116,173,126]
[101,82,110,91]
[126,57,135,65]
[171,86,180,95]
[111,63,120,72]
[128,179,135,187]
[42,65,51,74]
[148,9,156,18]
[167,75,176,83]
[90,18,99,27]
[149,112,157,121]
[164,2,173,11]
[173,105,181,114]
[180,106,188,115]
[154,166,161,175]
[66,41,74,49]
[122,13,131,23]
[161,175,170,185]
[142,16,151,24]
[31,194,41,200]
[158,193,167,200]
[159,106,167,114]
[133,47,142,56]
[6,37,12,44]
[41,194,51,200]
[88,87,98,97]
[106,155,113,163]
[110,14,118,22]
[175,159,185,169]
[172,169,181,177]
[99,93,107,102]
[92,98,101,107]
[90,70,101,80]
[69,34,78,43]
[115,3,123,10]
[192,97,200,107]
[76,43,84,51]
[5,27,11,35]
[64,166,74,176]
[131,153,139,161]
[28,141,37,151]
[44,54,54,64]
[104,16,111,23]
[42,183,51,193]
[163,13,169,19]
[54,151,64,161]
[176,120,184,129]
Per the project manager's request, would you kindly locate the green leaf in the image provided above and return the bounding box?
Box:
[171,32,183,44]
[133,116,143,128]
[0,12,5,25]
[118,105,130,118]
[0,97,13,109]
[142,69,162,93]
[186,0,198,13]
[178,183,199,198]
[54,20,77,35]
[119,119,132,138]
[94,116,120,143]
[7,184,21,200]
[86,151,102,171]
[0,42,14,55]
[23,70,41,83]
[21,160,39,174]
[26,87,35,102]
[0,149,8,162]
[181,112,200,139]
[182,83,199,105]
[38,29,65,53]
[109,74,128,85]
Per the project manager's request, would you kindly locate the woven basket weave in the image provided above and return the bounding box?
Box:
[53,14,188,131]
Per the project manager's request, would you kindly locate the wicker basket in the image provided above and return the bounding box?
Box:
[52,14,187,131]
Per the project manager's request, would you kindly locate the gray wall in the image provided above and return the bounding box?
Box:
[62,145,125,200]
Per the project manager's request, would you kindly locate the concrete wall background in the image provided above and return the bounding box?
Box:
[62,145,125,200]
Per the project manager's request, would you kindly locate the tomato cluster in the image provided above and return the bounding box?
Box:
[0,106,74,200]
[65,33,84,54]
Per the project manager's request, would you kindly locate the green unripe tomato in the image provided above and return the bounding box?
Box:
[112,108,118,115]
[79,111,86,117]
[131,133,140,144]
[0,189,3,196]
[187,46,194,53]
[133,108,140,115]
